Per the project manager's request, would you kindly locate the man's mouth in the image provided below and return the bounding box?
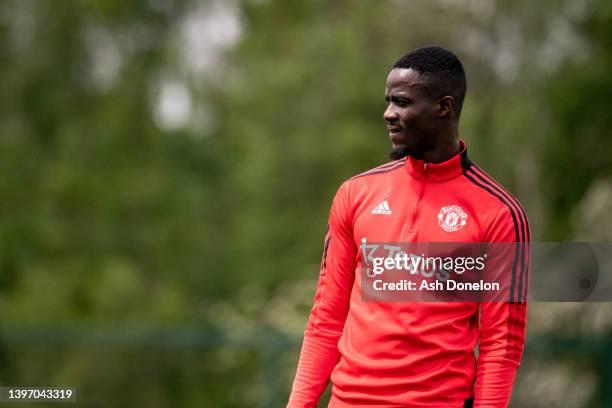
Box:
[387,125,402,134]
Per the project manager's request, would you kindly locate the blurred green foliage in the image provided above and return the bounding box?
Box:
[0,0,611,407]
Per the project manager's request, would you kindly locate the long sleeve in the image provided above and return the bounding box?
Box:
[475,205,530,408]
[287,181,357,408]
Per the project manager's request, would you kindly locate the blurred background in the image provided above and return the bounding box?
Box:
[1,0,611,406]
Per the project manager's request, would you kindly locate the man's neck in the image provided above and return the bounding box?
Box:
[416,136,461,164]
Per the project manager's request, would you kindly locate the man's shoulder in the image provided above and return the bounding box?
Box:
[461,159,528,220]
[330,159,406,210]
[346,158,407,183]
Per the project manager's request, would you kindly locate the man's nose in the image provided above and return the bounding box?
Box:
[383,105,399,122]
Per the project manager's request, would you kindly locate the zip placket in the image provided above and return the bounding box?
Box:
[408,162,429,233]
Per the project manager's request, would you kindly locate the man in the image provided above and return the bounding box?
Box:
[287,46,529,408]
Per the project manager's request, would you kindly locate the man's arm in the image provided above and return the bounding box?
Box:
[475,206,529,408]
[287,181,357,408]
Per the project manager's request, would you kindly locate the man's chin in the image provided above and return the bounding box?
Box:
[389,145,410,160]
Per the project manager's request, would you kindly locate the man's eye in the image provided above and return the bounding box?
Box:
[384,98,410,107]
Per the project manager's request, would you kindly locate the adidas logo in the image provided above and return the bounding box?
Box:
[371,200,392,215]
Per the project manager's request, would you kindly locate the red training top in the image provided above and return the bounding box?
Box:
[287,141,530,408]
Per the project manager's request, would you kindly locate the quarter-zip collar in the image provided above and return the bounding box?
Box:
[405,139,468,182]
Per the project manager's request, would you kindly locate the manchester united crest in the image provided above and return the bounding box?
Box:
[437,205,468,232]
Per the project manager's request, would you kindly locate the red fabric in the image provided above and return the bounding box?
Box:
[287,141,529,408]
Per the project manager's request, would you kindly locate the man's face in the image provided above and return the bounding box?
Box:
[383,68,440,158]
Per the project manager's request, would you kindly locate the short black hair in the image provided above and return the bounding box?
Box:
[392,46,467,117]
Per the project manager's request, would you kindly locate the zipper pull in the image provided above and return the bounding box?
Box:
[423,162,428,171]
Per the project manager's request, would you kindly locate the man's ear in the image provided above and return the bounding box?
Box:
[437,96,455,117]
